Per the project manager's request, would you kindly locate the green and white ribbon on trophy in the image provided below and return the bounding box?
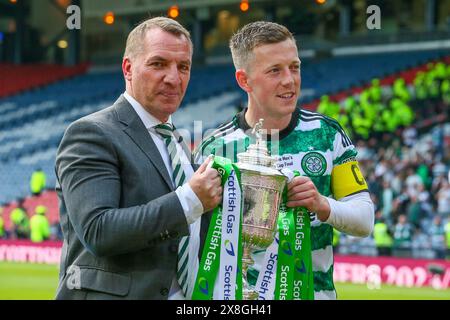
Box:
[191,155,314,300]
[257,183,314,300]
[191,156,243,300]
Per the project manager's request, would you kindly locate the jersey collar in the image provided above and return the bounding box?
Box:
[235,107,300,140]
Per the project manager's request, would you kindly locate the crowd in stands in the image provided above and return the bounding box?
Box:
[0,169,62,242]
[327,60,450,260]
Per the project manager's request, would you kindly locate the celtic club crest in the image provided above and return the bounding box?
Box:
[301,152,327,176]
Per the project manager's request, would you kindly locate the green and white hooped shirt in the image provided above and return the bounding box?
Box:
[195,107,360,300]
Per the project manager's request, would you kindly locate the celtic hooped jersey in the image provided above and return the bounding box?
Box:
[195,107,361,300]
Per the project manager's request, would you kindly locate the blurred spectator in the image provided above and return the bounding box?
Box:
[30,168,46,196]
[381,180,394,222]
[50,222,63,241]
[355,140,374,161]
[406,195,422,229]
[402,126,417,147]
[417,184,432,218]
[392,187,409,222]
[405,167,423,198]
[417,163,432,189]
[393,214,413,257]
[431,124,445,158]
[30,205,50,243]
[436,180,450,217]
[445,219,450,259]
[336,106,352,138]
[369,78,382,102]
[411,227,433,259]
[393,78,410,102]
[0,206,5,239]
[390,172,403,196]
[429,215,446,260]
[374,159,389,179]
[10,199,29,239]
[373,211,393,256]
[367,172,382,201]
[432,161,447,179]
[317,95,339,119]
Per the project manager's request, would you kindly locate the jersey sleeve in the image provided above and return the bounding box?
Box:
[331,126,369,199]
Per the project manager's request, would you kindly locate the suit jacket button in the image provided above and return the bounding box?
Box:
[169,244,178,253]
[160,288,169,296]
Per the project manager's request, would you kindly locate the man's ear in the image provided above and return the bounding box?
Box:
[122,58,132,82]
[236,69,251,93]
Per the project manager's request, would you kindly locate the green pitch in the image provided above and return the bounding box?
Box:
[335,282,450,300]
[0,262,59,300]
[0,262,448,300]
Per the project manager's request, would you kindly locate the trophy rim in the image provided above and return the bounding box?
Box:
[236,162,287,179]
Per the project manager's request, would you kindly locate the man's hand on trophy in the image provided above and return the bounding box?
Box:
[189,156,223,212]
[286,176,331,222]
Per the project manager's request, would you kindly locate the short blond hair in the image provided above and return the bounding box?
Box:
[229,21,295,70]
[124,17,193,59]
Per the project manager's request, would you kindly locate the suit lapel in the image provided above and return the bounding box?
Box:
[114,95,174,191]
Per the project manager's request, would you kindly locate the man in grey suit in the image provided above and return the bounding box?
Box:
[55,17,222,299]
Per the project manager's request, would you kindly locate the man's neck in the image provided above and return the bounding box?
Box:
[124,90,169,124]
[245,106,292,131]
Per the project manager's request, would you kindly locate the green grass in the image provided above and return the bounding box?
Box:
[0,262,59,300]
[335,282,450,300]
[0,262,448,300]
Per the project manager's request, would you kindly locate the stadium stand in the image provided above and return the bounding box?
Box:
[0,63,89,98]
[2,190,59,232]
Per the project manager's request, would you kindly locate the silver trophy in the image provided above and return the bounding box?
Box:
[236,119,287,300]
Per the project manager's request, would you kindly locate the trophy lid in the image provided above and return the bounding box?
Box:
[236,119,285,177]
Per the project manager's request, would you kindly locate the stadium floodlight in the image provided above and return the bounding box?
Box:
[103,11,115,25]
[168,5,179,19]
[240,0,249,12]
[57,40,68,49]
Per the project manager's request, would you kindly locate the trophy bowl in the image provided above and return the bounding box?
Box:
[236,119,287,300]
[240,168,286,249]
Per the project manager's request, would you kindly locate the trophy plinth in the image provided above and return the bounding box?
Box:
[236,119,287,300]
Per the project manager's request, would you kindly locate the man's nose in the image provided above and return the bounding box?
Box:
[164,64,181,85]
[280,68,295,87]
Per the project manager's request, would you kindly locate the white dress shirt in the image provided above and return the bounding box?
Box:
[123,92,203,299]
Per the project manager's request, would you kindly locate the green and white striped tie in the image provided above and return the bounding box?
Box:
[154,123,190,296]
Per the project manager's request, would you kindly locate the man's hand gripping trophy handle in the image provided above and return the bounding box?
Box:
[189,155,223,213]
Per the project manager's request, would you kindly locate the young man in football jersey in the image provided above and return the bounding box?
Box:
[195,21,374,299]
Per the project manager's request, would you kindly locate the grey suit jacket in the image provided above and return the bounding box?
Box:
[55,95,194,299]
